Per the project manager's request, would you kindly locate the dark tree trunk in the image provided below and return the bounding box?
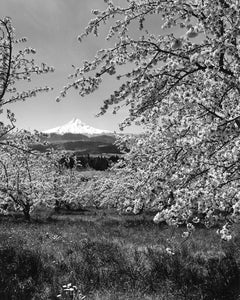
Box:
[23,205,31,221]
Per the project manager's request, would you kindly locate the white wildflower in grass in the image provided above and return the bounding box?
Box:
[166,247,175,255]
[223,234,232,242]
[182,231,190,238]
[57,283,86,299]
[187,223,195,232]
[192,217,200,223]
[217,224,233,241]
[125,206,132,213]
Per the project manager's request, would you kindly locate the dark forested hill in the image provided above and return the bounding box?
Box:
[31,133,120,154]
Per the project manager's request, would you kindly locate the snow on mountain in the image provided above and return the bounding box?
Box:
[43,118,112,136]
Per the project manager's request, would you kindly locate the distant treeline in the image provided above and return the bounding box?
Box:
[58,154,121,171]
[76,154,120,171]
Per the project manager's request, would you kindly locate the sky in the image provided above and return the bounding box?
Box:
[1,0,147,133]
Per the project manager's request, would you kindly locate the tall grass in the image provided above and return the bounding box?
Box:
[0,214,239,299]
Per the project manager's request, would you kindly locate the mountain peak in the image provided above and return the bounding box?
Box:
[70,117,82,124]
[43,118,112,136]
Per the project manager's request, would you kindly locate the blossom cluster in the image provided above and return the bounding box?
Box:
[55,0,240,237]
[0,17,56,220]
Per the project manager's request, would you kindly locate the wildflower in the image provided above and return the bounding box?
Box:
[192,217,200,223]
[222,234,232,241]
[182,231,190,238]
[187,223,195,232]
[218,224,233,241]
[126,206,132,213]
[166,247,175,255]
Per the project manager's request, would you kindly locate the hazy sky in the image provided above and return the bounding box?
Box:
[1,0,146,133]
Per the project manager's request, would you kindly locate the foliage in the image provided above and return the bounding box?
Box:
[54,170,113,210]
[75,155,110,171]
[76,169,143,211]
[0,133,57,220]
[0,244,48,300]
[0,145,97,218]
[0,16,120,223]
[60,0,240,233]
[0,17,56,220]
[54,168,90,211]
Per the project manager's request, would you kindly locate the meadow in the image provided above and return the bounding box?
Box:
[1,209,240,300]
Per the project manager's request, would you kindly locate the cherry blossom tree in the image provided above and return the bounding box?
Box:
[0,137,57,220]
[0,17,54,134]
[0,17,55,220]
[62,0,240,236]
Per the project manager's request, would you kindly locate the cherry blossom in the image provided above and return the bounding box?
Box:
[0,17,55,220]
[61,0,240,236]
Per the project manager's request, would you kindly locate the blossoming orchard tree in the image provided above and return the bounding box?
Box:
[0,17,56,220]
[61,0,240,237]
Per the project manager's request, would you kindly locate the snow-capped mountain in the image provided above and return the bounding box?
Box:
[43,118,112,136]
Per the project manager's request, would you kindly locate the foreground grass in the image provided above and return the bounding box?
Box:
[0,212,240,299]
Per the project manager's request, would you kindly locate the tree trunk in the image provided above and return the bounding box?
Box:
[23,205,31,221]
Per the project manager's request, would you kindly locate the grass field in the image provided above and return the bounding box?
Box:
[1,210,240,300]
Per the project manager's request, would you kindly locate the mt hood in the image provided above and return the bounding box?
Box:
[43,118,112,136]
